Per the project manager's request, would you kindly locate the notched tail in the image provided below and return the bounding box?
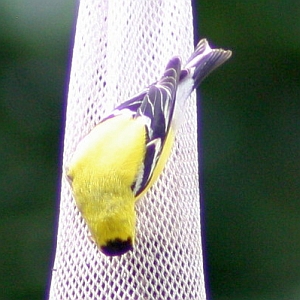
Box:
[186,39,232,89]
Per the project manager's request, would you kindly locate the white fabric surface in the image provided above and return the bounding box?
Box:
[49,0,206,299]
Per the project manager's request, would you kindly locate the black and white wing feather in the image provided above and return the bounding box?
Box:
[101,39,232,197]
[103,57,182,196]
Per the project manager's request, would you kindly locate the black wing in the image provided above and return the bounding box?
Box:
[102,57,182,196]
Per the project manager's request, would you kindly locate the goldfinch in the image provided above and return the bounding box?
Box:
[66,39,232,256]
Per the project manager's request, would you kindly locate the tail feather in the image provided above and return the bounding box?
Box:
[173,39,231,130]
[185,39,232,89]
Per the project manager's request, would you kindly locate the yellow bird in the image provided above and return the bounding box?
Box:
[66,39,232,256]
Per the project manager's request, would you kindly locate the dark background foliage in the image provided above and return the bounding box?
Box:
[0,1,299,299]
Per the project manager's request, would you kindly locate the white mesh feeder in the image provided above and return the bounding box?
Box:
[49,0,206,299]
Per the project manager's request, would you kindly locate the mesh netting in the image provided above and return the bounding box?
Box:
[49,0,206,299]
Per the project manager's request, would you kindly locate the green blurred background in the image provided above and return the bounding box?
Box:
[0,0,299,299]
